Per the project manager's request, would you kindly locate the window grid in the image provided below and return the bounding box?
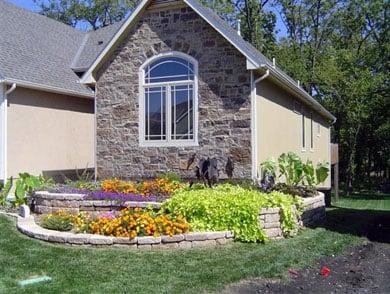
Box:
[141,54,197,146]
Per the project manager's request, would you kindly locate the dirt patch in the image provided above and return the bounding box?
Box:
[221,242,390,293]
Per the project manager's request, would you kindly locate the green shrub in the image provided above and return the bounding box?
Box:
[15,173,54,206]
[41,211,74,231]
[162,184,302,242]
[261,152,330,188]
[0,178,13,206]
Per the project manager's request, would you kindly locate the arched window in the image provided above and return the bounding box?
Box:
[140,52,198,146]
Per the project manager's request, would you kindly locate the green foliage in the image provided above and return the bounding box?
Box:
[14,173,53,206]
[0,178,13,206]
[63,168,98,191]
[41,212,74,231]
[260,158,277,177]
[162,184,302,242]
[262,152,329,188]
[34,0,137,30]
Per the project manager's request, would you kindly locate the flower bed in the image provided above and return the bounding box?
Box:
[40,208,190,238]
[17,216,234,249]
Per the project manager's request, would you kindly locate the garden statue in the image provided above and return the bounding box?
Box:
[259,171,275,192]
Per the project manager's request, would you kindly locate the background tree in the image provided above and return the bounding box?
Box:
[34,0,136,30]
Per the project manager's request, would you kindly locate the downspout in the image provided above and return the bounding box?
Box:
[251,69,270,181]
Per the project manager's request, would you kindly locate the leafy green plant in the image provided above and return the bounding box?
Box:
[15,173,53,206]
[261,153,330,189]
[41,211,74,231]
[63,167,98,191]
[162,184,302,242]
[260,158,277,178]
[0,178,13,206]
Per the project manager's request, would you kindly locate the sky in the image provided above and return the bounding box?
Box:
[7,0,287,38]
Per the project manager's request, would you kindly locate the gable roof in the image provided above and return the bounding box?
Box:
[0,0,104,98]
[80,0,335,121]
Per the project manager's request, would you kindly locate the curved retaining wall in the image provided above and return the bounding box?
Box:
[32,191,161,215]
[30,191,325,242]
[17,216,234,249]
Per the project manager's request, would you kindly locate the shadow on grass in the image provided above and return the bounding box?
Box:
[316,207,390,244]
[334,192,390,201]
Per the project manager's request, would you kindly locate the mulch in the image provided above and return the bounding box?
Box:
[221,212,390,294]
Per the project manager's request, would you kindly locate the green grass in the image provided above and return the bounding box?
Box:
[0,214,362,294]
[332,192,390,211]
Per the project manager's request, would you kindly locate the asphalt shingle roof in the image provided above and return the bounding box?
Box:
[0,0,99,96]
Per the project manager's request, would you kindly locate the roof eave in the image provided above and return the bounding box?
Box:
[1,78,95,99]
[258,65,336,123]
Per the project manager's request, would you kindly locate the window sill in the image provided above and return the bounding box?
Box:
[139,140,199,148]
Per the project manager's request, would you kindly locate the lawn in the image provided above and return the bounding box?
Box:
[332,192,390,211]
[0,213,363,294]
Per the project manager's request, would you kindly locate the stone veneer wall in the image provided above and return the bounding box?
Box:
[95,4,252,179]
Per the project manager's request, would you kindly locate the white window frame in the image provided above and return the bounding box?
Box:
[138,51,199,147]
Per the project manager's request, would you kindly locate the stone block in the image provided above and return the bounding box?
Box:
[192,240,217,247]
[113,237,138,244]
[185,232,207,241]
[265,213,280,223]
[205,232,226,240]
[152,243,179,249]
[264,228,282,238]
[216,238,227,245]
[67,234,93,244]
[89,235,114,245]
[225,231,234,238]
[137,236,161,245]
[161,234,185,243]
[178,241,192,249]
[262,222,281,229]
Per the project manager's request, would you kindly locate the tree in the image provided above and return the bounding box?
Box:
[34,0,137,30]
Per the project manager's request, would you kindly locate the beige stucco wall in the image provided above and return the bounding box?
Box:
[256,79,331,188]
[7,88,94,178]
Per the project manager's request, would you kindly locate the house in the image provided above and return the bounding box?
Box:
[0,0,335,189]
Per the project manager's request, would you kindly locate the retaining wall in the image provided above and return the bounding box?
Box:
[32,191,161,216]
[17,216,233,249]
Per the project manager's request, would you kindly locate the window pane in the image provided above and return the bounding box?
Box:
[145,57,194,83]
[171,85,194,140]
[145,87,166,141]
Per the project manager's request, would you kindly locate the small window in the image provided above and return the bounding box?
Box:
[302,112,306,150]
[140,53,198,146]
[310,112,314,149]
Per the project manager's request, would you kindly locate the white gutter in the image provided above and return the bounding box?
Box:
[251,68,270,180]
[5,83,16,95]
[2,78,94,99]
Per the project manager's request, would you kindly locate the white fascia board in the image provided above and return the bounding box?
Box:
[80,0,151,84]
[3,78,95,99]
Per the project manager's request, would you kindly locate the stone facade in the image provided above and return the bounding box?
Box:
[95,4,252,179]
